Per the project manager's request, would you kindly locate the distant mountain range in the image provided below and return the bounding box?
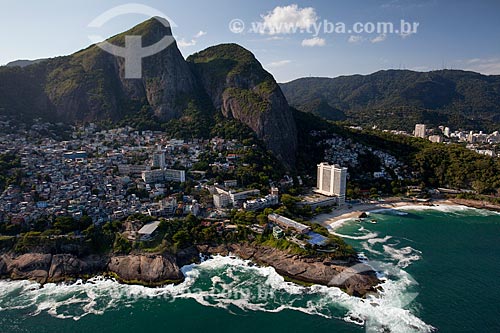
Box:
[280,70,500,131]
[0,18,296,167]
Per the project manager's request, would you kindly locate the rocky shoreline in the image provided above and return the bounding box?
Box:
[0,243,380,297]
[448,198,500,212]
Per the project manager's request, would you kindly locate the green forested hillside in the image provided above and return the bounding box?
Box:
[280,70,500,131]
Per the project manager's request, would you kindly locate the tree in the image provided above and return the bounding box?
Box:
[172,230,191,248]
[53,216,77,233]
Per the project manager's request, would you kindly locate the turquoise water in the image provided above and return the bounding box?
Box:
[1,205,499,332]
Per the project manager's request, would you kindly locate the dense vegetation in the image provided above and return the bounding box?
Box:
[0,153,22,192]
[292,109,500,195]
[281,69,500,132]
[188,43,270,82]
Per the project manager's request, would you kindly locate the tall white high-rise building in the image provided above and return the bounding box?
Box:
[316,162,347,205]
[414,124,427,138]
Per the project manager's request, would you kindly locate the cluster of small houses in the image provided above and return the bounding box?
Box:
[0,123,315,233]
[321,134,408,181]
[0,122,272,225]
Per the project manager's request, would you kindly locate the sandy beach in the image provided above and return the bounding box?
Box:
[310,198,458,231]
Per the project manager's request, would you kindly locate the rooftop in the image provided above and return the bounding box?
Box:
[138,221,161,235]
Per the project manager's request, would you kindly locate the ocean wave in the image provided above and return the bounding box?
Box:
[382,245,423,268]
[368,235,393,245]
[326,217,358,231]
[369,208,409,216]
[332,231,379,240]
[0,255,434,332]
[396,204,500,216]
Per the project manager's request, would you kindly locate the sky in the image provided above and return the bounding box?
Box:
[1,0,500,82]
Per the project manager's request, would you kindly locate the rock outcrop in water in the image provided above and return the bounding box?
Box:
[0,253,107,284]
[0,253,182,286]
[0,244,379,297]
[196,244,379,297]
[108,254,184,285]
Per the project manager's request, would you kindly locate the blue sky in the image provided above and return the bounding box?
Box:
[1,0,499,82]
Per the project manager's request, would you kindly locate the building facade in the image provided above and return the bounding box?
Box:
[141,169,186,183]
[152,150,166,169]
[414,124,427,138]
[315,162,347,205]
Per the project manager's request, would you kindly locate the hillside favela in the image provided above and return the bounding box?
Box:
[0,1,499,333]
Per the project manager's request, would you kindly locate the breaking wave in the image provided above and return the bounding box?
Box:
[396,204,500,216]
[0,254,434,332]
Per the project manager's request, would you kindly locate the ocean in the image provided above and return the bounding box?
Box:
[1,205,499,333]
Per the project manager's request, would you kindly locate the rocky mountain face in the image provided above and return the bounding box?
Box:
[188,44,297,167]
[0,18,298,167]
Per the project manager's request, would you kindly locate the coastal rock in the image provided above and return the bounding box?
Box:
[198,243,379,297]
[3,253,52,283]
[108,254,184,286]
[47,254,107,283]
[176,246,202,267]
[0,256,6,276]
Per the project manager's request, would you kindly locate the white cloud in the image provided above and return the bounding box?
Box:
[371,34,387,43]
[348,35,364,44]
[177,30,207,48]
[461,57,500,75]
[258,4,318,34]
[177,39,197,48]
[194,30,207,38]
[301,37,326,47]
[267,60,292,68]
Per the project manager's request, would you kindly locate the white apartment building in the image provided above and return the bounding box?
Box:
[414,124,427,138]
[141,169,186,183]
[315,162,347,205]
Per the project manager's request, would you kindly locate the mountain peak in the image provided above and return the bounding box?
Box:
[107,16,174,47]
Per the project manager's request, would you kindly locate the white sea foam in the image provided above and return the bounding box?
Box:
[362,242,384,256]
[368,235,393,245]
[370,208,409,216]
[332,231,379,240]
[396,204,500,216]
[382,245,422,268]
[0,254,434,332]
[327,217,358,231]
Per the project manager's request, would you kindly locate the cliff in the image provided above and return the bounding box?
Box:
[188,44,298,167]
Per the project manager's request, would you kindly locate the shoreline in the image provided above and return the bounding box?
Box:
[310,197,500,231]
[0,243,380,297]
